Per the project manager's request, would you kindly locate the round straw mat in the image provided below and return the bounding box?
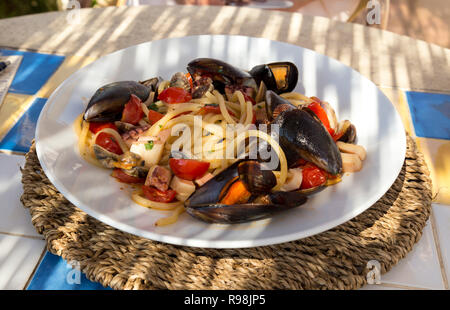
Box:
[20,136,431,290]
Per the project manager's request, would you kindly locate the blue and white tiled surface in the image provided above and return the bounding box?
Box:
[0,48,448,290]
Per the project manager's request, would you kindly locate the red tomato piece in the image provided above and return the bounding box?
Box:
[307,101,334,136]
[158,87,192,104]
[142,185,177,203]
[95,132,123,155]
[169,158,210,181]
[332,131,344,142]
[147,109,164,124]
[89,122,117,134]
[121,94,144,125]
[111,168,145,184]
[301,164,327,189]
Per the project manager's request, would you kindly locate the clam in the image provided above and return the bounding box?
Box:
[169,72,191,92]
[335,120,357,144]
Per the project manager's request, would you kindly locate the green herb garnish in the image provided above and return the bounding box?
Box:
[149,103,159,111]
[145,140,154,150]
[159,124,163,128]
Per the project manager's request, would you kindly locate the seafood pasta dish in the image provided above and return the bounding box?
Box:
[74,58,367,226]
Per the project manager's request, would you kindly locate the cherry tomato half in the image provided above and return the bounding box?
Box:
[301,164,327,189]
[95,132,123,155]
[111,168,145,184]
[169,158,210,181]
[142,185,177,203]
[307,101,334,136]
[89,122,117,134]
[121,94,144,125]
[147,109,164,124]
[158,87,192,104]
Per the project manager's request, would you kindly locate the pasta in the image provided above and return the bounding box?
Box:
[75,81,293,226]
[76,61,365,226]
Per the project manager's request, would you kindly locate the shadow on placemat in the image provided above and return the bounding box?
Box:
[20,136,432,290]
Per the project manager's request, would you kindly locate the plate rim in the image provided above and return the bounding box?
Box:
[35,34,406,248]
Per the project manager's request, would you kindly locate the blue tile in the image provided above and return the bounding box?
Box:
[0,49,65,95]
[27,252,111,290]
[406,91,450,140]
[0,97,46,153]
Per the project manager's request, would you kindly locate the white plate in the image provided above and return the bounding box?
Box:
[36,35,406,248]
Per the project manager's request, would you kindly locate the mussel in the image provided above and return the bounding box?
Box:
[186,58,299,99]
[185,160,307,224]
[249,61,298,94]
[187,58,258,96]
[84,80,154,122]
[267,91,342,175]
[265,90,296,121]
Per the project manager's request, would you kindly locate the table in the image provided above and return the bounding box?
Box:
[0,5,448,290]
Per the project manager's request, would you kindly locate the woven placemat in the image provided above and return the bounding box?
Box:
[20,136,432,290]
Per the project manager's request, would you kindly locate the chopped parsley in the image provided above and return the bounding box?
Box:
[148,103,159,112]
[145,140,154,150]
[158,124,163,128]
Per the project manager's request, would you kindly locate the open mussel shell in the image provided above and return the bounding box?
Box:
[254,81,267,104]
[187,191,307,224]
[265,90,296,121]
[237,160,276,194]
[187,58,257,93]
[185,160,308,224]
[186,160,241,207]
[249,61,298,95]
[273,104,342,175]
[84,81,150,122]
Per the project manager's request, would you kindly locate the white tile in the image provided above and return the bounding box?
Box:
[0,234,45,289]
[0,153,41,238]
[380,220,445,289]
[432,203,450,286]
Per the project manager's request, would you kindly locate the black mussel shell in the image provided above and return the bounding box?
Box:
[273,107,342,175]
[84,81,150,122]
[187,58,257,93]
[237,160,277,194]
[265,90,296,121]
[186,190,307,224]
[185,160,242,207]
[249,62,298,94]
